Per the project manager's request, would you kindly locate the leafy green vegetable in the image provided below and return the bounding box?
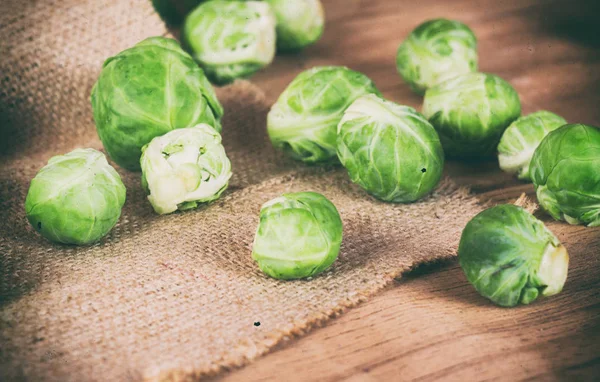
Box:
[91,37,223,171]
[25,149,126,245]
[140,124,232,215]
[396,18,478,95]
[182,0,277,84]
[337,94,444,202]
[459,204,569,307]
[268,66,381,163]
[530,123,600,227]
[498,111,566,181]
[422,72,521,158]
[252,192,343,279]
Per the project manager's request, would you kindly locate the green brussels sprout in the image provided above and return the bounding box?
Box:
[268,66,381,163]
[498,111,567,181]
[396,19,478,95]
[25,149,126,245]
[91,37,223,171]
[252,192,343,280]
[336,94,444,202]
[530,124,600,227]
[266,0,325,51]
[422,72,521,158]
[182,0,277,85]
[151,0,202,25]
[140,124,232,215]
[459,204,569,307]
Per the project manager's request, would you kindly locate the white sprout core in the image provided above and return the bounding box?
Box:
[538,243,569,296]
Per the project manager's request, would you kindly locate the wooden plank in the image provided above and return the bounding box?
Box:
[216,0,600,380]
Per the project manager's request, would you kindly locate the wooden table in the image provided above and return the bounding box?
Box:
[217,0,600,380]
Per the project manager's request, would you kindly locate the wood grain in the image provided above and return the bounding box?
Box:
[216,0,600,380]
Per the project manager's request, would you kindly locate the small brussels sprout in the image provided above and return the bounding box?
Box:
[337,94,444,202]
[266,0,325,51]
[25,149,126,245]
[91,37,223,171]
[268,66,381,163]
[396,19,478,95]
[498,111,567,181]
[252,192,343,280]
[459,204,569,307]
[140,124,232,215]
[182,1,276,84]
[530,124,600,227]
[422,72,521,158]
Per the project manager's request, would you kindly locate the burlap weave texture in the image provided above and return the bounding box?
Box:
[0,1,485,380]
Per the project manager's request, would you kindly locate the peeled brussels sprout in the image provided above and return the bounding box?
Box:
[498,111,567,181]
[268,66,381,163]
[530,124,600,227]
[422,72,521,158]
[459,205,569,307]
[337,94,444,202]
[140,124,232,215]
[267,0,325,51]
[182,1,276,84]
[25,149,126,245]
[252,192,343,280]
[91,37,223,171]
[396,19,478,95]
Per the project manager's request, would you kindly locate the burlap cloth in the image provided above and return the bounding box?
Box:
[0,1,486,380]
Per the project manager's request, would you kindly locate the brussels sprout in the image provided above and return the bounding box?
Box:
[140,124,231,215]
[25,149,126,245]
[268,66,381,163]
[151,0,202,25]
[530,124,600,227]
[266,0,325,51]
[252,192,343,280]
[498,111,567,181]
[459,204,569,307]
[337,94,444,202]
[182,1,276,84]
[91,37,223,171]
[422,72,521,158]
[396,19,478,95]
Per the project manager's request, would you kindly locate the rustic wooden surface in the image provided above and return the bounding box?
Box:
[214,0,600,380]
